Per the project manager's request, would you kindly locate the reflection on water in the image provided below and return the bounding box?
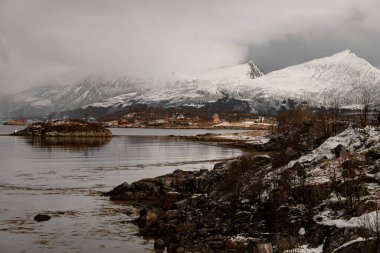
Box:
[0,126,243,253]
[110,127,249,136]
[25,136,112,150]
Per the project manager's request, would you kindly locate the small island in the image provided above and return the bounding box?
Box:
[11,119,112,137]
[3,119,28,126]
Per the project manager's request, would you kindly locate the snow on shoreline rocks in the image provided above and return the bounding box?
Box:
[288,126,380,169]
[108,125,380,252]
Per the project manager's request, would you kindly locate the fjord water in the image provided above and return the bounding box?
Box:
[0,126,243,253]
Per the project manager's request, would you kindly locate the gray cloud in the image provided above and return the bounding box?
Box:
[0,0,380,93]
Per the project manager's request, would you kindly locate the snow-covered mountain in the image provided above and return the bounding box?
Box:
[1,50,379,119]
[0,61,263,118]
[0,77,155,118]
[85,50,380,114]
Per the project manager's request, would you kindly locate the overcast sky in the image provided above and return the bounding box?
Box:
[1,0,380,93]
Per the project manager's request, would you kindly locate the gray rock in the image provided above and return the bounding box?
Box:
[164,210,178,221]
[139,208,158,228]
[251,243,273,253]
[154,239,165,250]
[34,214,51,222]
[332,144,349,158]
[285,147,298,157]
[173,199,188,209]
[366,149,380,160]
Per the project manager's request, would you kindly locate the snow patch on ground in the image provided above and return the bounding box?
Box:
[217,133,270,144]
[315,209,380,232]
[284,244,323,253]
[230,234,255,243]
[331,237,370,253]
[288,126,380,169]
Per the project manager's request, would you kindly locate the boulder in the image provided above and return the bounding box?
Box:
[154,239,166,250]
[251,243,273,253]
[164,210,178,221]
[332,144,349,158]
[138,208,159,228]
[173,199,188,209]
[34,214,51,222]
[285,147,298,157]
[366,149,380,160]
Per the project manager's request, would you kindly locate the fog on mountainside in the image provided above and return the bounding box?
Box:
[1,0,380,94]
[1,50,380,119]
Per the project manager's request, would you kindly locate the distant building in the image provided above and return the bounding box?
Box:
[104,120,119,127]
[147,119,166,127]
[119,117,128,125]
[126,113,136,123]
[119,113,136,125]
[212,113,220,124]
[171,113,177,122]
[171,113,185,121]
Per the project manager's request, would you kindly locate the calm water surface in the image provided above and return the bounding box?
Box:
[0,126,243,253]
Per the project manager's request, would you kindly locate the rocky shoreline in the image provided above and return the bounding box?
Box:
[174,130,271,151]
[107,125,380,253]
[106,158,274,253]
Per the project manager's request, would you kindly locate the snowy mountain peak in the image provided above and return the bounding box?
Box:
[332,49,358,58]
[247,60,264,79]
[299,49,379,76]
[1,50,379,119]
[199,61,264,81]
[342,49,354,54]
[323,49,373,67]
[243,49,380,100]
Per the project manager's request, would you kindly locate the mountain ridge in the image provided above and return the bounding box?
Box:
[1,50,379,119]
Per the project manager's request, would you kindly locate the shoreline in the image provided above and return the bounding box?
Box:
[105,130,276,253]
[106,124,380,253]
[0,126,245,253]
[108,125,273,131]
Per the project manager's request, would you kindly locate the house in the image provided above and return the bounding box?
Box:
[171,113,185,122]
[177,114,185,120]
[119,117,129,125]
[147,119,166,127]
[126,113,136,123]
[103,120,119,127]
[119,113,136,125]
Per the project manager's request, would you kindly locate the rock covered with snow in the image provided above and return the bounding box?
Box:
[288,126,380,168]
